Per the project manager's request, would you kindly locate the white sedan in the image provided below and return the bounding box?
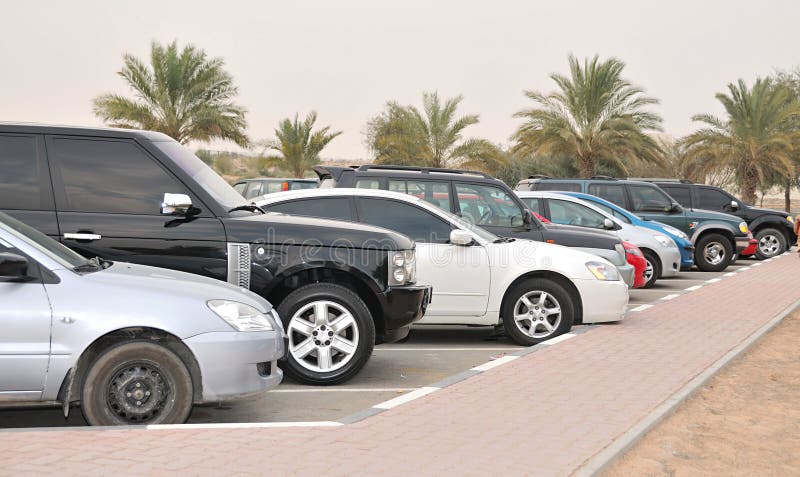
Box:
[256,189,629,346]
[516,191,683,288]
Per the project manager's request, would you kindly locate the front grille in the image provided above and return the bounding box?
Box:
[227,242,251,289]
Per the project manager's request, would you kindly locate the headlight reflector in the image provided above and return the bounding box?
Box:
[738,222,749,234]
[388,250,416,285]
[654,235,672,247]
[207,300,274,332]
[586,261,620,281]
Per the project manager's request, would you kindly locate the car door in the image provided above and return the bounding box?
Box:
[695,187,738,214]
[0,239,52,399]
[453,182,527,239]
[356,197,491,318]
[0,133,60,238]
[45,136,228,280]
[545,198,617,235]
[628,184,688,233]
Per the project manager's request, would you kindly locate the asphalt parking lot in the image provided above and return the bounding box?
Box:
[0,259,755,429]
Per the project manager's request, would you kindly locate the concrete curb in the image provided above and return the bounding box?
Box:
[573,290,800,476]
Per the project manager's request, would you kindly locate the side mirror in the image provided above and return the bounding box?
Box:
[161,193,194,216]
[450,229,474,246]
[0,252,29,280]
[668,202,682,213]
[603,218,615,230]
[730,200,739,211]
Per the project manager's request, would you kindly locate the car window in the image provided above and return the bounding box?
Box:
[629,185,672,212]
[245,182,264,199]
[696,187,731,211]
[588,184,626,208]
[389,179,452,211]
[548,199,607,229]
[233,183,247,195]
[355,178,380,189]
[519,197,542,215]
[265,197,352,221]
[290,181,318,190]
[50,138,191,215]
[357,198,452,244]
[536,182,582,192]
[661,186,692,208]
[455,183,523,227]
[0,135,50,210]
[590,201,631,224]
[265,182,284,194]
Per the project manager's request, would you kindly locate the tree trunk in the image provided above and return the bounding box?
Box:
[785,177,792,213]
[578,155,595,178]
[741,167,758,205]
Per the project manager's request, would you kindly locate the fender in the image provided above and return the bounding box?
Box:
[748,215,792,237]
[689,222,736,244]
[260,260,385,298]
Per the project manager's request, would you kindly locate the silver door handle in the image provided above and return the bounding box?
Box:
[64,233,102,241]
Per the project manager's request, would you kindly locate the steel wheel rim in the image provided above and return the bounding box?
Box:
[644,259,655,281]
[512,291,562,339]
[106,361,170,424]
[288,300,359,373]
[758,235,780,256]
[704,242,726,265]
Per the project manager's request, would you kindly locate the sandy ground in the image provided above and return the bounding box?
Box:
[602,310,800,477]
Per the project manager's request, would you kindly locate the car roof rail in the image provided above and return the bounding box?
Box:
[629,177,694,184]
[356,164,493,178]
[526,174,552,180]
[312,165,355,181]
[590,175,617,180]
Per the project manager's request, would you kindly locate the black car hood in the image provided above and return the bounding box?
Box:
[748,206,788,217]
[542,223,620,249]
[223,212,414,250]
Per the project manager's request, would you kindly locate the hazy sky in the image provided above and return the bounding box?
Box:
[2,0,798,159]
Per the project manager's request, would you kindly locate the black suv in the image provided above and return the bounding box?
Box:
[0,124,431,385]
[314,165,635,286]
[638,179,796,260]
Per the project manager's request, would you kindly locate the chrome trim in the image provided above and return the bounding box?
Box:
[226,243,251,289]
[64,233,101,241]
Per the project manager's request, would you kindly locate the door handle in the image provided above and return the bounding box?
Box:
[64,233,102,241]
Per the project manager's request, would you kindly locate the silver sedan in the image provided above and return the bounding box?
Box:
[0,212,285,425]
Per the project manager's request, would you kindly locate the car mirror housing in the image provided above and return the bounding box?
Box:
[730,200,739,211]
[603,218,615,230]
[450,229,474,246]
[161,193,194,216]
[0,252,29,280]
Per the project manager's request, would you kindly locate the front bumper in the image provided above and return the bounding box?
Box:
[184,330,285,403]
[378,284,432,343]
[735,235,753,253]
[741,239,758,256]
[616,262,635,288]
[574,278,629,323]
[680,244,695,270]
[659,246,682,278]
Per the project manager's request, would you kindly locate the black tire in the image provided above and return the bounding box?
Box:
[277,283,375,385]
[694,233,733,272]
[81,341,193,426]
[501,278,575,346]
[754,228,787,260]
[641,249,661,289]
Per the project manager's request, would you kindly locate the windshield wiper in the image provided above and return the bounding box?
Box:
[228,204,264,214]
[493,237,516,243]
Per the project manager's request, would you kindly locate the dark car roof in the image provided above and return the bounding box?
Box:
[0,122,172,142]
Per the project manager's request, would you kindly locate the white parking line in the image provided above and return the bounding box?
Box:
[270,388,417,393]
[684,285,702,291]
[724,272,737,277]
[146,421,343,430]
[706,278,722,283]
[373,387,439,410]
[539,333,576,346]
[629,304,654,312]
[661,294,680,301]
[471,355,519,371]
[737,267,752,272]
[752,262,763,266]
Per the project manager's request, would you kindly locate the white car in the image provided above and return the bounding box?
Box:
[516,191,682,288]
[256,189,629,345]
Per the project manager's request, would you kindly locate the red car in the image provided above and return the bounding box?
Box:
[623,241,647,289]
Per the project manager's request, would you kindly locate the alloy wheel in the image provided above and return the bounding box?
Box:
[512,291,562,339]
[758,234,781,257]
[644,259,655,282]
[287,300,359,373]
[704,242,726,266]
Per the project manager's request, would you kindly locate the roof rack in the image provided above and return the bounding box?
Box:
[629,178,694,184]
[356,164,493,178]
[590,175,617,180]
[526,174,552,180]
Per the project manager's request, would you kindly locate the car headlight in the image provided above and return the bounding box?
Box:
[738,222,749,234]
[654,235,672,247]
[207,300,274,332]
[388,250,416,285]
[663,226,688,240]
[787,216,793,223]
[586,261,620,281]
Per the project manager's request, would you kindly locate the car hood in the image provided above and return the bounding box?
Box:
[223,212,414,250]
[687,208,743,223]
[748,206,789,217]
[542,222,620,248]
[83,262,271,312]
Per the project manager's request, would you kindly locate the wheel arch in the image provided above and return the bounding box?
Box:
[499,270,584,325]
[692,226,735,249]
[749,219,790,242]
[58,327,203,409]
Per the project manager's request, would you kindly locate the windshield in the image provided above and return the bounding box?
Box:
[0,213,91,269]
[153,141,249,212]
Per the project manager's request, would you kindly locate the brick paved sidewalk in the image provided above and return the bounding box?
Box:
[2,255,798,476]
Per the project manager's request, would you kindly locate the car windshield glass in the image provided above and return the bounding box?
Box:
[0,212,91,269]
[153,141,249,211]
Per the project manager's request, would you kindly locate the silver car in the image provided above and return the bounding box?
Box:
[0,212,285,426]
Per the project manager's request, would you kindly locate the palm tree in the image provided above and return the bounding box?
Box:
[93,41,249,146]
[682,78,800,205]
[365,92,505,173]
[259,112,342,178]
[512,55,664,178]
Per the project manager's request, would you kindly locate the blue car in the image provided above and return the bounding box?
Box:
[562,192,695,270]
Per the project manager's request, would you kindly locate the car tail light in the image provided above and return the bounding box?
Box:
[281,181,290,191]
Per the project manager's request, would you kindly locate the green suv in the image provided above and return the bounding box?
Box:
[515,177,754,272]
